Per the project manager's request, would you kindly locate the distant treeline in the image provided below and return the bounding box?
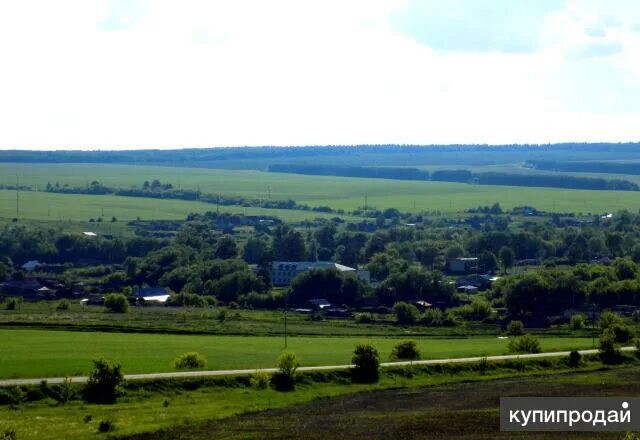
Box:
[3,143,640,170]
[269,164,430,180]
[270,165,639,191]
[527,160,640,176]
[41,181,342,214]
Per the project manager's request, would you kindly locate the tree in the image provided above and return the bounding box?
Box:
[506,320,524,336]
[499,246,515,274]
[272,225,306,261]
[214,236,238,259]
[271,352,299,391]
[242,236,271,264]
[352,344,380,383]
[392,302,420,325]
[599,328,621,364]
[390,340,420,363]
[83,358,123,404]
[479,251,498,273]
[104,294,129,313]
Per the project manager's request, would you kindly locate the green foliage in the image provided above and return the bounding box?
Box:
[97,419,116,433]
[169,293,207,308]
[449,299,492,321]
[506,320,524,336]
[83,358,124,404]
[49,377,76,405]
[392,301,420,325]
[567,350,582,367]
[249,370,270,390]
[354,312,375,324]
[271,352,299,392]
[352,344,380,384]
[289,268,364,306]
[570,314,585,330]
[174,352,207,370]
[390,340,420,362]
[611,324,634,343]
[476,356,489,375]
[507,334,541,354]
[0,428,17,440]
[499,246,515,272]
[55,299,70,311]
[104,294,129,313]
[635,338,640,359]
[598,310,622,331]
[4,297,22,311]
[599,328,621,364]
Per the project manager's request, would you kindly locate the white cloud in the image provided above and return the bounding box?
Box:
[0,0,639,149]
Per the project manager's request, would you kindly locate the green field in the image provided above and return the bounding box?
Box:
[0,189,346,223]
[0,328,594,379]
[1,163,639,218]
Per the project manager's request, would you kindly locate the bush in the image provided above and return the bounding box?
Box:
[392,302,419,325]
[635,338,640,359]
[169,293,206,308]
[174,352,207,370]
[97,419,116,433]
[449,299,492,321]
[352,344,380,383]
[56,299,70,311]
[4,297,22,311]
[50,377,76,405]
[83,358,123,404]
[506,320,524,336]
[250,370,270,389]
[271,352,299,392]
[612,324,634,343]
[599,328,622,364]
[390,341,420,362]
[0,428,17,440]
[104,294,129,313]
[567,350,582,368]
[476,356,489,375]
[598,310,622,331]
[355,313,374,324]
[570,314,585,330]
[507,334,541,354]
[420,308,444,326]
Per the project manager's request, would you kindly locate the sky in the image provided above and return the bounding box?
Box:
[1,0,640,149]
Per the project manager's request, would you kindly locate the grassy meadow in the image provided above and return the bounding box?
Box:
[0,189,347,223]
[0,328,595,379]
[0,163,639,218]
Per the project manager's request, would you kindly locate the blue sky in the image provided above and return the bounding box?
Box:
[0,0,639,149]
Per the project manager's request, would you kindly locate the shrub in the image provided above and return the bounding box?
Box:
[83,358,123,404]
[217,310,227,323]
[97,419,116,433]
[169,293,206,308]
[570,314,585,330]
[507,334,541,354]
[392,302,419,325]
[506,320,524,336]
[598,310,622,331]
[476,356,489,375]
[174,352,207,370]
[250,370,270,389]
[449,299,492,321]
[599,328,622,364]
[420,308,444,326]
[4,297,22,311]
[104,294,129,313]
[611,324,634,343]
[0,428,17,440]
[56,299,70,311]
[567,350,582,368]
[355,313,374,324]
[352,344,380,384]
[390,341,420,363]
[635,338,640,359]
[50,377,76,405]
[271,352,299,392]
